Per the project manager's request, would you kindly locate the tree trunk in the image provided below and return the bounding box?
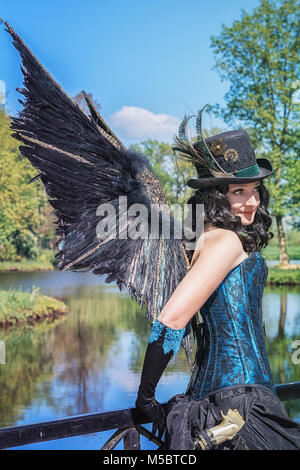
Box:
[275,215,289,265]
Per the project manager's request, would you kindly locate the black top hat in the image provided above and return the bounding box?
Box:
[186,129,273,189]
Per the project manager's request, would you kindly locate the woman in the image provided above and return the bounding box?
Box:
[136,128,300,450]
[4,23,299,450]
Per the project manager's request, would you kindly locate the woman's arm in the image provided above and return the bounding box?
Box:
[158,229,244,329]
[135,229,244,437]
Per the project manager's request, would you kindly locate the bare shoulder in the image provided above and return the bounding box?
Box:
[191,228,246,270]
[207,228,242,246]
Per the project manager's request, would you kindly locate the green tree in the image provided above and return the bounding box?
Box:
[211,0,300,264]
[285,158,300,230]
[0,107,53,260]
[130,128,226,207]
[130,139,194,205]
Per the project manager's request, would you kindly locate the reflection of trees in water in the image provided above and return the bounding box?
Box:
[0,283,299,428]
[0,325,57,427]
[0,287,148,427]
[265,288,300,420]
[51,288,143,415]
[39,287,149,416]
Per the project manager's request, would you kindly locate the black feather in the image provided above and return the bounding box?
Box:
[5,22,194,367]
[27,173,43,184]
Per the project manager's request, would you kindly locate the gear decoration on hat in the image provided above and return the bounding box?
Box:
[208,138,227,156]
[224,148,239,162]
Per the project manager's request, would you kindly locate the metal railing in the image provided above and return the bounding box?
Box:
[0,381,299,450]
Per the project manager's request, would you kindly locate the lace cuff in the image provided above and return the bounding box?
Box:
[149,319,185,355]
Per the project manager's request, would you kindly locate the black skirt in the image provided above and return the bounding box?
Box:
[164,384,300,450]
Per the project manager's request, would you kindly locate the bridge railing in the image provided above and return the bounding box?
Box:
[0,381,299,450]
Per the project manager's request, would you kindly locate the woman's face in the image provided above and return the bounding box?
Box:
[226,181,261,226]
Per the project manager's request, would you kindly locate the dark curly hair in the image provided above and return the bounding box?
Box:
[186,181,274,258]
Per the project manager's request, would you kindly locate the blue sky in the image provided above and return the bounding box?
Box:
[1,0,261,145]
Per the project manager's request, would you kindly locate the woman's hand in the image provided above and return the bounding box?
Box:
[136,394,166,440]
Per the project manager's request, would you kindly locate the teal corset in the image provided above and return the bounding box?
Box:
[187,251,275,399]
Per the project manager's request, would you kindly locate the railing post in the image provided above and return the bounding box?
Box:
[123,427,140,450]
[101,428,129,450]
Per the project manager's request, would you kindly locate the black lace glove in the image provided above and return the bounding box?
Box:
[135,320,185,440]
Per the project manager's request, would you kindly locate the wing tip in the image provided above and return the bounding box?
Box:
[4,21,18,41]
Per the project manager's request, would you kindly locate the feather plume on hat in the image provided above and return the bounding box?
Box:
[173,107,233,179]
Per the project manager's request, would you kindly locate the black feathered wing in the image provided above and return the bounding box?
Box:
[5,22,194,366]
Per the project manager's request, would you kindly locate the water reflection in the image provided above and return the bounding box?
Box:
[0,270,111,296]
[263,285,300,421]
[0,269,299,449]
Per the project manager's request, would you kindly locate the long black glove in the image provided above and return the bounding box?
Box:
[136,319,185,440]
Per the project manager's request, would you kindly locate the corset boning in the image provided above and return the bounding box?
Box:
[187,251,275,399]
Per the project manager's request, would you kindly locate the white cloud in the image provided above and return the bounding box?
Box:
[108,105,180,142]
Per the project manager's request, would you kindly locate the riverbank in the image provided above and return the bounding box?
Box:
[262,246,300,285]
[0,247,299,289]
[0,249,55,273]
[262,245,300,261]
[0,286,68,328]
[267,267,300,285]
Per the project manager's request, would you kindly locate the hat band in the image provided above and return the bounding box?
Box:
[198,163,260,179]
[232,163,260,178]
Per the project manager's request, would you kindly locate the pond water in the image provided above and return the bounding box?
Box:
[0,266,299,450]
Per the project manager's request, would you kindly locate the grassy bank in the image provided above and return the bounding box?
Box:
[262,246,300,285]
[0,249,55,272]
[0,286,68,328]
[262,245,300,261]
[267,267,300,285]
